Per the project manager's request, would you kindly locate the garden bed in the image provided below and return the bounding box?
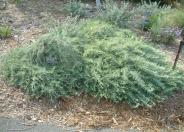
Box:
[0,0,184,131]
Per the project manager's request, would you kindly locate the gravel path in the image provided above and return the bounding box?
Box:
[0,117,135,132]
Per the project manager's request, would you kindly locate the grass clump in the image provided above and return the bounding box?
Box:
[1,19,184,107]
[0,26,11,39]
[1,34,85,101]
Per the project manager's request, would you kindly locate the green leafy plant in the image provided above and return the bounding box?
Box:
[63,0,86,17]
[132,2,184,44]
[160,9,184,28]
[132,2,171,31]
[76,20,116,42]
[14,0,22,4]
[147,9,184,43]
[1,34,85,101]
[1,19,184,107]
[70,20,184,107]
[0,26,11,39]
[98,0,132,28]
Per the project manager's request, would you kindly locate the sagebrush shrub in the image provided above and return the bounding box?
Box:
[98,0,132,28]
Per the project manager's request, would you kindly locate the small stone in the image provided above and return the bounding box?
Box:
[31,116,37,121]
[38,120,44,123]
[85,111,90,115]
[25,115,32,120]
[14,35,18,38]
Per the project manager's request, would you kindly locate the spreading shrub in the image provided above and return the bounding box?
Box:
[70,20,184,107]
[79,29,184,107]
[1,34,85,101]
[1,19,184,107]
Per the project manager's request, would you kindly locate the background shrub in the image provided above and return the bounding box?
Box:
[63,0,87,17]
[132,2,171,30]
[148,9,184,43]
[159,9,184,28]
[131,2,183,44]
[98,1,132,28]
[129,0,177,5]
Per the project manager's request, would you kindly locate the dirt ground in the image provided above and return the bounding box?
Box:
[0,0,184,132]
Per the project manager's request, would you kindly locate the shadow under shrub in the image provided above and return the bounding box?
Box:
[1,34,85,101]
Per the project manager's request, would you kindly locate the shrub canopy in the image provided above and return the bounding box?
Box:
[81,29,184,107]
[1,19,184,107]
[2,34,85,101]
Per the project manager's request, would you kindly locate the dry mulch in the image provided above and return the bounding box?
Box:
[0,79,184,132]
[0,1,184,132]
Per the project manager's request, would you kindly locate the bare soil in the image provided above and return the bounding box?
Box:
[0,0,184,132]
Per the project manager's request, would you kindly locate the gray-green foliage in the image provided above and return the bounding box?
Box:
[98,0,132,28]
[2,34,85,101]
[131,2,182,44]
[63,0,86,17]
[1,19,184,107]
[68,20,184,107]
[132,2,171,30]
